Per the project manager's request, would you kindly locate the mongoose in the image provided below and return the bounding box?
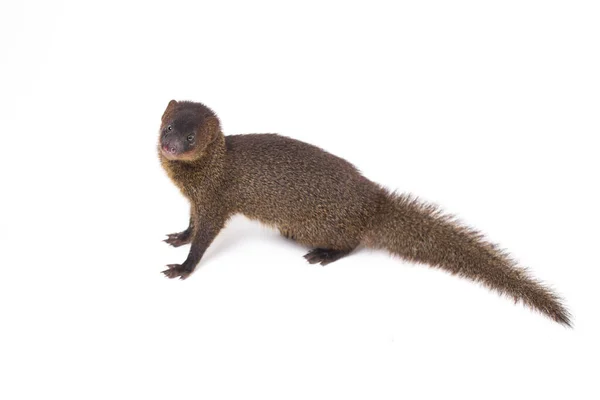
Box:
[158,100,571,326]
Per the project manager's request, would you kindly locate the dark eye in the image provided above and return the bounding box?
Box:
[167,125,173,131]
[187,134,195,142]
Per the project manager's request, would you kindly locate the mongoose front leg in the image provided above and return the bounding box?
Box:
[304,248,353,266]
[164,216,193,247]
[162,211,226,280]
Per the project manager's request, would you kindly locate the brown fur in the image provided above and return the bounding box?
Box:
[158,100,571,326]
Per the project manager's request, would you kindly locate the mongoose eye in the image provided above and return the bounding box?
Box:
[167,125,173,131]
[187,134,195,142]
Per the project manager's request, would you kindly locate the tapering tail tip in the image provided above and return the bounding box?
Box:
[363,192,572,327]
[551,306,573,328]
[558,315,573,328]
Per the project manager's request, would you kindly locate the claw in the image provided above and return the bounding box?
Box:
[162,264,192,280]
[163,232,191,247]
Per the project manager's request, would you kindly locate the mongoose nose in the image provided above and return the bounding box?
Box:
[162,144,176,154]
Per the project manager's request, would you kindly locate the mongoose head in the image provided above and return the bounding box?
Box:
[158,100,220,161]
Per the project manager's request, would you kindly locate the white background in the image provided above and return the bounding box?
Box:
[1,1,599,399]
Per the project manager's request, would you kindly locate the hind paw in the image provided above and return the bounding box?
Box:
[303,248,351,266]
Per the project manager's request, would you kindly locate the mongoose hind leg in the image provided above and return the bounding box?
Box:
[303,248,353,266]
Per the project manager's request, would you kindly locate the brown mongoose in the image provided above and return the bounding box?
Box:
[158,100,571,326]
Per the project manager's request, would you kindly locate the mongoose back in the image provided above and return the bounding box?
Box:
[158,100,571,326]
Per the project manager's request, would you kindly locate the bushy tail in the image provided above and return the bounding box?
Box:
[363,193,571,326]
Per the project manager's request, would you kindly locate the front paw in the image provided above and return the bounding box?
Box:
[162,264,193,280]
[163,232,191,247]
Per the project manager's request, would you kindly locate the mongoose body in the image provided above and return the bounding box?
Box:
[224,134,386,249]
[158,100,571,326]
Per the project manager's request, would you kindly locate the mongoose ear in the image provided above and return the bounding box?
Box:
[205,116,221,136]
[161,100,178,121]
